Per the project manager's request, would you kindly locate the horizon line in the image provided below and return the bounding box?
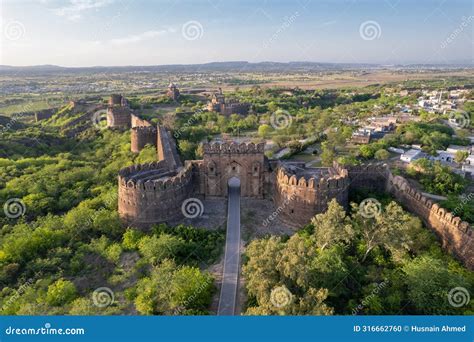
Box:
[1,60,474,69]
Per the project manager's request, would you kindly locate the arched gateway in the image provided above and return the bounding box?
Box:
[201,142,266,198]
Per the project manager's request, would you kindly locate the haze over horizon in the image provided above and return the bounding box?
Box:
[1,0,473,67]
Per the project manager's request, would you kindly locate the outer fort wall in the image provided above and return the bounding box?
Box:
[131,114,152,128]
[273,163,349,227]
[118,161,194,227]
[107,107,131,128]
[386,173,474,270]
[109,94,123,106]
[131,126,157,153]
[157,126,182,170]
[345,163,389,194]
[34,108,57,122]
[345,163,473,270]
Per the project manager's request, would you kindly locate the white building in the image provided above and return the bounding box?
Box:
[435,150,455,163]
[401,149,423,163]
[388,147,404,154]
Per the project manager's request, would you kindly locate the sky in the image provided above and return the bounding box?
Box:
[0,0,472,67]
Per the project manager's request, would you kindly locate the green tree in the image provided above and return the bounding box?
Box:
[454,150,469,163]
[403,255,471,314]
[178,140,197,160]
[320,142,336,166]
[374,149,390,160]
[45,279,77,306]
[122,228,144,250]
[311,199,353,251]
[171,266,214,309]
[138,234,183,264]
[258,124,272,138]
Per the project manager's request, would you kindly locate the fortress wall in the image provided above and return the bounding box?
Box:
[345,163,389,194]
[118,162,193,227]
[131,126,157,153]
[109,94,123,106]
[107,107,131,128]
[131,114,152,128]
[157,126,182,170]
[273,165,349,227]
[386,172,474,270]
[343,162,473,270]
[34,108,57,122]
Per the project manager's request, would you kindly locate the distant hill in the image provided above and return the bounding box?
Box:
[1,61,471,76]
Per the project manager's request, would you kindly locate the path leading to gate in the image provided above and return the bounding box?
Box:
[217,178,241,316]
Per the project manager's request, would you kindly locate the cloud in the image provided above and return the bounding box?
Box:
[108,29,175,45]
[52,0,114,21]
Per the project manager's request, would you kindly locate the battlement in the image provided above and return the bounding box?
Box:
[276,165,349,190]
[118,160,168,179]
[273,163,349,227]
[118,161,194,226]
[109,94,128,107]
[130,114,152,128]
[119,162,192,191]
[346,162,389,175]
[388,173,471,232]
[131,126,157,133]
[203,142,265,155]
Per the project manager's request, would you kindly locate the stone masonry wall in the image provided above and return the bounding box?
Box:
[118,161,193,227]
[273,162,349,227]
[386,172,474,270]
[131,126,157,153]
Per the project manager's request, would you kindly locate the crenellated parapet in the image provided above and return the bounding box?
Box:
[276,165,349,190]
[118,160,168,183]
[273,163,349,227]
[387,172,473,270]
[118,162,194,227]
[203,141,265,154]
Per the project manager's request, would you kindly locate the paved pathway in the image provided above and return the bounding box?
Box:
[217,177,241,315]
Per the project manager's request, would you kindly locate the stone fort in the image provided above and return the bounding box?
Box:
[116,92,473,271]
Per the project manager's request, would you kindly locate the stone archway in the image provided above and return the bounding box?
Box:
[227,176,241,196]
